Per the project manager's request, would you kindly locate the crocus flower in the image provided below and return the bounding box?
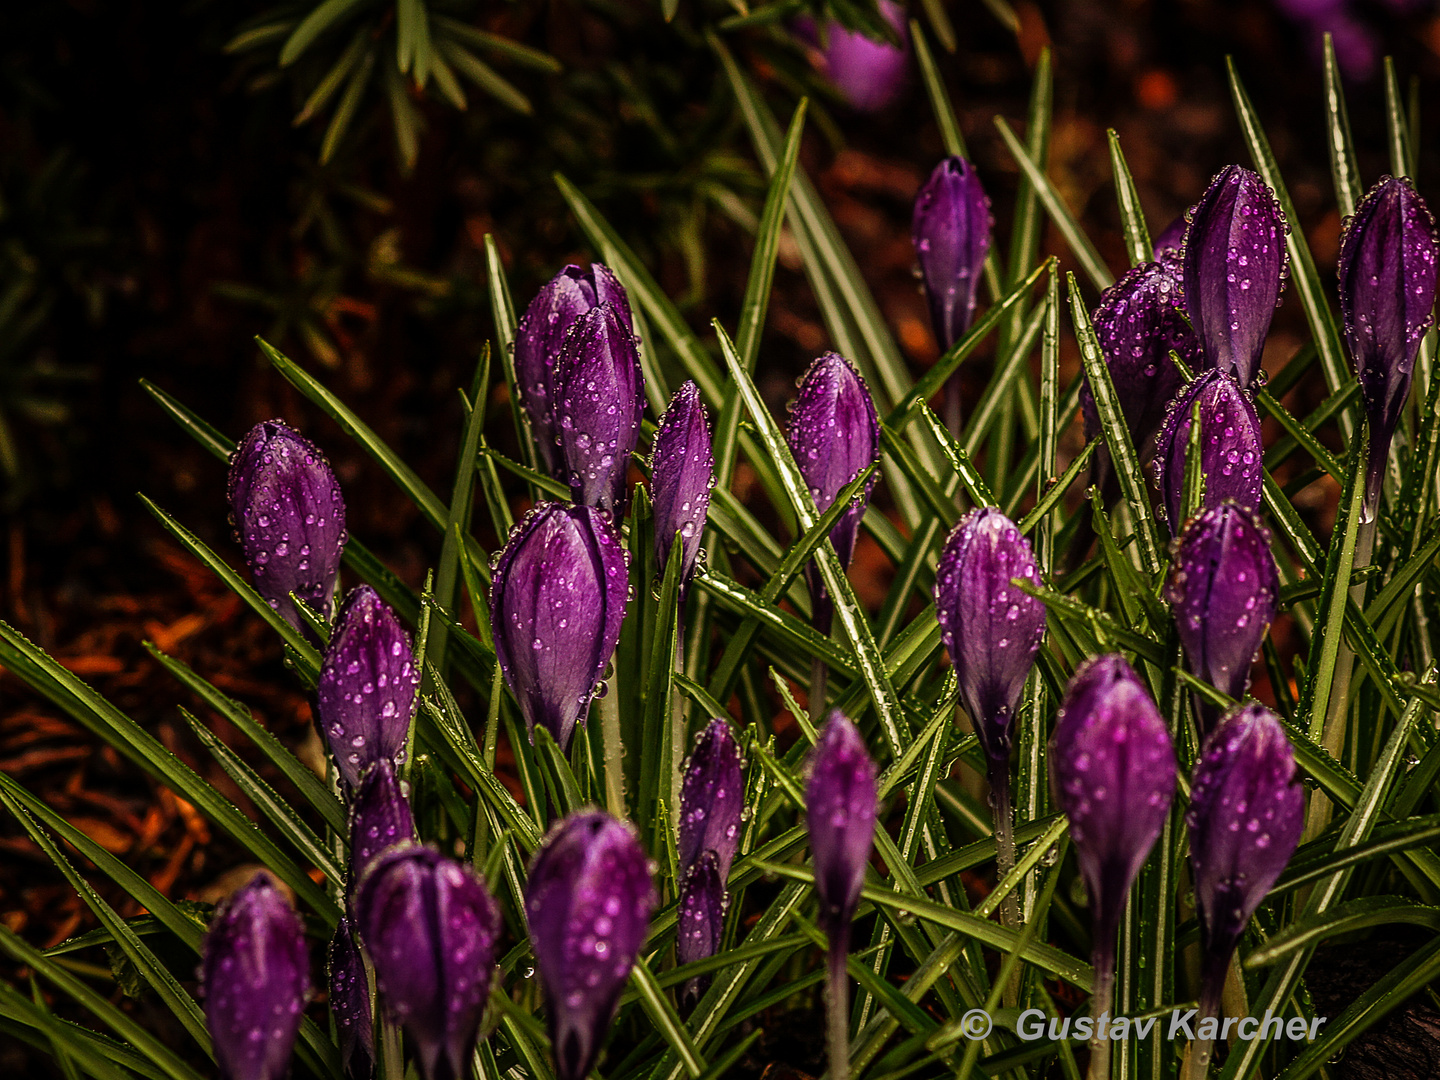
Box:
[227,419,347,633]
[315,585,419,792]
[1338,175,1439,514]
[201,871,310,1080]
[1152,369,1265,533]
[933,508,1046,763]
[354,846,502,1080]
[806,712,877,946]
[650,380,714,593]
[514,264,633,475]
[328,917,373,1079]
[1182,165,1289,387]
[1188,704,1303,1016]
[553,302,644,515]
[786,353,881,634]
[489,503,630,751]
[797,0,910,112]
[526,811,656,1080]
[676,851,725,1006]
[678,719,744,879]
[1166,503,1279,731]
[913,156,992,353]
[348,759,416,884]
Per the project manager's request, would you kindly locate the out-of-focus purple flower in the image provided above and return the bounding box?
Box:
[328,917,373,1079]
[354,846,501,1080]
[806,712,877,945]
[315,586,419,792]
[786,353,881,634]
[553,302,644,515]
[1152,369,1265,533]
[912,156,992,351]
[650,380,713,593]
[348,759,416,884]
[676,851,725,1006]
[514,264,632,475]
[1153,215,1188,263]
[933,508,1046,762]
[678,720,744,879]
[1166,503,1279,730]
[1187,704,1303,1013]
[1273,0,1378,80]
[526,811,656,1080]
[796,0,910,112]
[1049,655,1175,969]
[490,503,630,751]
[1338,175,1439,513]
[227,419,347,633]
[1182,165,1289,387]
[201,871,310,1080]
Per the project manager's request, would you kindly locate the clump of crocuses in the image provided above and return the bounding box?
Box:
[201,871,310,1080]
[489,502,630,751]
[650,380,714,594]
[1152,369,1265,532]
[526,811,656,1080]
[227,419,347,633]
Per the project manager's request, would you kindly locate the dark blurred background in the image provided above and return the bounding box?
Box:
[2,0,1439,1074]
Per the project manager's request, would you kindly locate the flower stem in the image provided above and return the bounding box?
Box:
[826,932,852,1080]
[988,755,1020,1006]
[671,624,686,815]
[1086,953,1114,1080]
[600,672,625,819]
[1182,980,1225,1080]
[811,655,829,727]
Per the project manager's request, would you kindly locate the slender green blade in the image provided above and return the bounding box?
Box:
[1108,129,1151,266]
[1322,34,1361,218]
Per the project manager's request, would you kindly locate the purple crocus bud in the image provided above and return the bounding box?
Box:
[315,585,419,792]
[1166,503,1279,730]
[676,851,725,1006]
[1182,165,1289,387]
[201,871,310,1080]
[650,380,714,593]
[1187,704,1303,1014]
[797,0,910,112]
[553,302,644,515]
[1153,214,1188,263]
[489,503,630,751]
[678,719,744,879]
[354,846,502,1080]
[933,508,1046,762]
[786,353,881,634]
[1338,176,1440,514]
[227,419,347,633]
[514,264,633,475]
[328,917,373,1079]
[912,156,992,352]
[806,712,877,945]
[525,811,656,1080]
[1049,655,1175,971]
[1151,369,1264,532]
[348,759,416,884]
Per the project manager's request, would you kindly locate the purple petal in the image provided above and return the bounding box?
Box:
[525,811,656,1080]
[676,851,726,1006]
[348,759,416,885]
[1152,369,1264,533]
[354,846,501,1080]
[934,508,1047,761]
[316,586,419,792]
[650,380,714,592]
[201,871,310,1080]
[805,712,877,942]
[328,917,373,1079]
[489,503,630,751]
[554,302,644,515]
[677,719,744,879]
[803,0,910,113]
[1152,214,1188,265]
[227,419,347,633]
[912,155,992,349]
[1182,165,1289,386]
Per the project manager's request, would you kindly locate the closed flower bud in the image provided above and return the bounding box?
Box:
[489,503,630,752]
[1166,503,1279,731]
[1338,176,1440,512]
[526,811,656,1080]
[678,719,744,879]
[650,381,714,593]
[316,586,419,793]
[1182,165,1289,386]
[676,851,726,1006]
[348,759,416,884]
[1152,369,1264,533]
[1187,705,1303,1013]
[554,302,644,515]
[1049,655,1175,966]
[912,155,992,351]
[797,0,910,113]
[227,419,347,633]
[201,871,310,1080]
[514,264,632,476]
[328,918,373,1079]
[786,353,881,634]
[354,846,502,1080]
[934,508,1046,762]
[806,712,877,944]
[1152,214,1188,271]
